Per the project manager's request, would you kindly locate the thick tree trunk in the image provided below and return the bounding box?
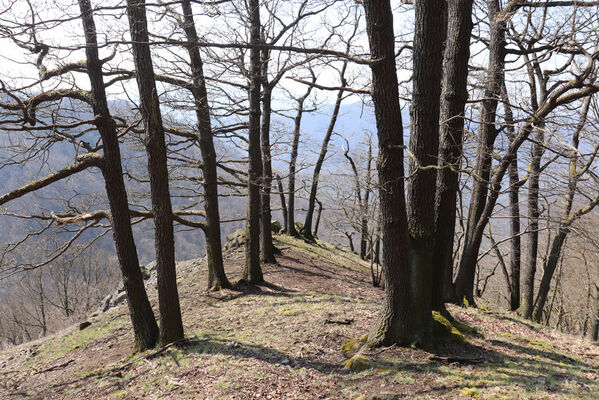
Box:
[78,0,159,351]
[363,0,439,347]
[406,0,445,339]
[125,0,184,346]
[179,0,231,290]
[242,0,264,283]
[454,0,506,305]
[432,0,473,311]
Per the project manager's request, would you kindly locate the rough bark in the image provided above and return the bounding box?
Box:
[405,0,445,339]
[432,0,473,311]
[454,0,506,305]
[363,0,431,346]
[78,0,159,351]
[179,0,231,290]
[242,0,264,283]
[125,0,184,346]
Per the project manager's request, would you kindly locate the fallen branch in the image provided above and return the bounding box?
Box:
[35,359,74,374]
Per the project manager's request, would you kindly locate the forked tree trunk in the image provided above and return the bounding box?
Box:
[242,0,264,283]
[179,0,231,290]
[78,0,159,351]
[363,0,442,346]
[125,0,184,346]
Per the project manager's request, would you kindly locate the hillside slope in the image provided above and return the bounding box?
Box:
[1,235,598,399]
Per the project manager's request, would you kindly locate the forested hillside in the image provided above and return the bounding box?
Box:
[0,0,599,398]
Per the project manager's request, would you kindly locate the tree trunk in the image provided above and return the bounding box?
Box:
[590,263,599,342]
[405,0,445,340]
[532,230,567,322]
[242,0,264,283]
[125,0,184,346]
[501,83,521,311]
[363,0,427,346]
[520,128,543,319]
[532,97,591,322]
[275,172,287,232]
[179,0,231,291]
[314,198,323,238]
[78,0,158,351]
[454,0,506,305]
[286,82,313,237]
[303,64,349,242]
[432,0,473,311]
[259,59,277,263]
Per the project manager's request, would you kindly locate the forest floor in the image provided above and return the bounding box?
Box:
[0,234,598,399]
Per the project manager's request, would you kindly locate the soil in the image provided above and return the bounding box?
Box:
[0,235,597,399]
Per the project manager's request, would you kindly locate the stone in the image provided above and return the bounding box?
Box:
[270,220,282,233]
[145,261,157,273]
[98,294,111,312]
[110,291,128,307]
[79,321,92,331]
[223,228,246,251]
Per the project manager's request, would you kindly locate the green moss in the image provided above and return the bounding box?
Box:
[432,311,465,342]
[340,334,368,356]
[459,387,480,398]
[344,355,372,371]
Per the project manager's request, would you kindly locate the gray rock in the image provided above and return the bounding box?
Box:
[145,261,157,273]
[110,291,128,307]
[98,294,111,312]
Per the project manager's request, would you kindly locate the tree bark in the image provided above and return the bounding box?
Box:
[432,0,473,311]
[520,128,543,319]
[179,0,231,290]
[125,0,184,346]
[260,82,277,263]
[406,0,446,339]
[363,0,439,346]
[242,0,264,283]
[78,0,158,351]
[454,0,506,305]
[501,83,521,311]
